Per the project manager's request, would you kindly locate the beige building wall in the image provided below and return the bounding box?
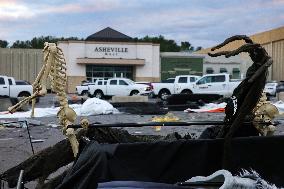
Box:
[67,76,86,93]
[196,26,284,81]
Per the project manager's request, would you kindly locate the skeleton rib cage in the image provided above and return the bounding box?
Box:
[8,42,79,157]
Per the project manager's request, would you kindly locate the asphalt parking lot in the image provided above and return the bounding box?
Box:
[1,93,284,188]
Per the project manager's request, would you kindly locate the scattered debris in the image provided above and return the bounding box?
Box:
[31,139,45,143]
[184,102,226,113]
[151,113,180,131]
[0,138,14,141]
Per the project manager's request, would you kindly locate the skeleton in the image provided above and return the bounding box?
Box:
[208,35,274,169]
[208,35,273,138]
[8,42,79,157]
[252,92,279,136]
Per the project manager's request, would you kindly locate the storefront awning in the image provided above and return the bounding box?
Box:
[77,58,145,65]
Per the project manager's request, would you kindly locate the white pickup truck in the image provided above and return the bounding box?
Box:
[152,75,201,99]
[76,82,96,96]
[0,75,33,98]
[192,73,241,97]
[88,78,152,99]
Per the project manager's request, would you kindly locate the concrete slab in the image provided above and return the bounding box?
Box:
[0,97,13,112]
[111,96,148,103]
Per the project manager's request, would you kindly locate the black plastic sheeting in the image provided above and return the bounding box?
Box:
[111,102,168,115]
[166,94,223,105]
[57,136,284,189]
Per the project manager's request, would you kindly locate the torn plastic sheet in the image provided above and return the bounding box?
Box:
[184,102,227,113]
[184,101,284,114]
[274,101,284,114]
[0,98,119,118]
[183,169,280,189]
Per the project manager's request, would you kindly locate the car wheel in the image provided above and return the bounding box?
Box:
[81,91,89,97]
[181,89,193,95]
[158,90,170,100]
[94,91,104,99]
[130,90,139,96]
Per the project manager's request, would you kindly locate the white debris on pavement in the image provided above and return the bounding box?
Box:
[184,102,227,113]
[79,98,119,116]
[274,101,284,114]
[0,98,118,118]
[185,169,280,189]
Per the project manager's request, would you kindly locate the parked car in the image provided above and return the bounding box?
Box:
[76,82,97,96]
[135,81,154,97]
[264,82,278,96]
[276,81,284,93]
[0,75,33,98]
[88,78,152,99]
[152,75,201,99]
[192,73,241,97]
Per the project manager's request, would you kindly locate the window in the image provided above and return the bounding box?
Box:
[205,76,212,83]
[97,81,102,85]
[220,68,227,73]
[178,77,187,83]
[86,65,133,81]
[196,77,207,85]
[190,77,196,82]
[8,79,12,85]
[232,68,240,79]
[212,75,225,82]
[0,78,5,85]
[15,81,30,85]
[119,80,128,85]
[206,67,214,74]
[110,80,117,85]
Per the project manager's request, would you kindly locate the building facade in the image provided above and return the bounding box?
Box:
[58,27,160,93]
[196,26,284,81]
[160,52,204,81]
[202,55,243,79]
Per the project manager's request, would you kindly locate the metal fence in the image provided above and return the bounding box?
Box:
[0,48,43,83]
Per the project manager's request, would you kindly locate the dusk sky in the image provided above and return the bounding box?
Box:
[1,0,284,48]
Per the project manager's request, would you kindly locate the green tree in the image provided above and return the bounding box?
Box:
[11,36,82,49]
[11,40,32,48]
[138,35,180,52]
[0,40,8,48]
[180,41,191,51]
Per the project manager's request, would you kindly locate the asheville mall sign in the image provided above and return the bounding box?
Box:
[94,47,128,56]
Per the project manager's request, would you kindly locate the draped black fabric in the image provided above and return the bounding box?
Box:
[57,136,284,189]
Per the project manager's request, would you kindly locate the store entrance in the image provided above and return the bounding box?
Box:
[86,65,133,82]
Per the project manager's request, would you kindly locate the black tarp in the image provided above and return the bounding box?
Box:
[57,136,284,189]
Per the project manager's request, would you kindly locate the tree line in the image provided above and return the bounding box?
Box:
[0,35,202,52]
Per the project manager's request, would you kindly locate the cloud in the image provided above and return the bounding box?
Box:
[1,0,284,48]
[0,1,35,20]
[0,0,130,22]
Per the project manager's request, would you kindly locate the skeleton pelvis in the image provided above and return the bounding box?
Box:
[256,103,279,119]
[57,106,77,123]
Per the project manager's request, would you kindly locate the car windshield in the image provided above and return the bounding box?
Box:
[266,83,277,87]
[125,79,135,85]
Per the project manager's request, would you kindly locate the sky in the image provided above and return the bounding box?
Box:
[0,0,284,48]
